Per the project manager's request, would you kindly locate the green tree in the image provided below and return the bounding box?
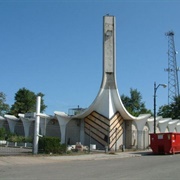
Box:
[121,88,152,117]
[0,92,10,116]
[157,104,172,118]
[10,88,47,116]
[158,96,180,119]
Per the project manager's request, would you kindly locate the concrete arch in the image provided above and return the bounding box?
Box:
[168,120,180,132]
[4,115,19,133]
[18,114,34,137]
[176,122,180,132]
[146,116,163,133]
[158,118,172,133]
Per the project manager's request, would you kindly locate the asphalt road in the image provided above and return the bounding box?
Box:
[0,152,180,180]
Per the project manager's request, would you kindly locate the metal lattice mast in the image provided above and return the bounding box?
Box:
[165,31,179,104]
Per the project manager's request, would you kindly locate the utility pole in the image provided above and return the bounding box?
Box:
[165,31,179,104]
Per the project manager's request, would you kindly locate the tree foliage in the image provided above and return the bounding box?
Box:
[121,88,152,117]
[10,88,47,116]
[158,96,180,119]
[0,92,10,116]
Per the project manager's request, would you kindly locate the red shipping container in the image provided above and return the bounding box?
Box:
[150,133,180,154]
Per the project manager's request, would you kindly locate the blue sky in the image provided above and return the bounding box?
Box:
[0,0,180,115]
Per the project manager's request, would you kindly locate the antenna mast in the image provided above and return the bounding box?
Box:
[165,31,179,104]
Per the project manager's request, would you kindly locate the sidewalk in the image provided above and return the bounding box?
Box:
[48,149,152,161]
[0,150,152,166]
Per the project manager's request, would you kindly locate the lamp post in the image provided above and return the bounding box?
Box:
[154,82,167,134]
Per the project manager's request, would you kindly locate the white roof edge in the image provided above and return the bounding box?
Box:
[168,120,180,124]
[0,116,6,121]
[18,113,25,118]
[39,113,51,118]
[4,114,19,121]
[147,116,163,123]
[54,111,72,119]
[159,118,172,123]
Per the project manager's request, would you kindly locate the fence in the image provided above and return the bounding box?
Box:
[0,120,61,156]
[0,141,32,156]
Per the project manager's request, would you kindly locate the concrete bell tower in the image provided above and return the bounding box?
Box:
[102,15,117,89]
[55,15,151,150]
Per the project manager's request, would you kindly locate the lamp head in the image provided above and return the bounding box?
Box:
[161,84,167,88]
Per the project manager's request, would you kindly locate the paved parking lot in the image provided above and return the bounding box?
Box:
[0,146,32,156]
[0,150,180,180]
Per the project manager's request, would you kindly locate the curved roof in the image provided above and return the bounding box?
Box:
[54,80,150,121]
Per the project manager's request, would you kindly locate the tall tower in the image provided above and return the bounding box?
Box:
[165,31,179,104]
[55,15,151,150]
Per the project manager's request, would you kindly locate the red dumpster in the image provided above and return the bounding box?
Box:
[150,133,180,154]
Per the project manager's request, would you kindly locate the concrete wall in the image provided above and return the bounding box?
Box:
[124,120,133,149]
[45,120,60,138]
[66,119,81,145]
[14,121,24,136]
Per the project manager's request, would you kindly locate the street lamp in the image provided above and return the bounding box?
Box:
[154,82,167,134]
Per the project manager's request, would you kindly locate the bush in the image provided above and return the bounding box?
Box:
[0,127,6,140]
[7,135,33,143]
[0,127,33,143]
[38,136,66,154]
[0,127,13,140]
[24,137,33,143]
